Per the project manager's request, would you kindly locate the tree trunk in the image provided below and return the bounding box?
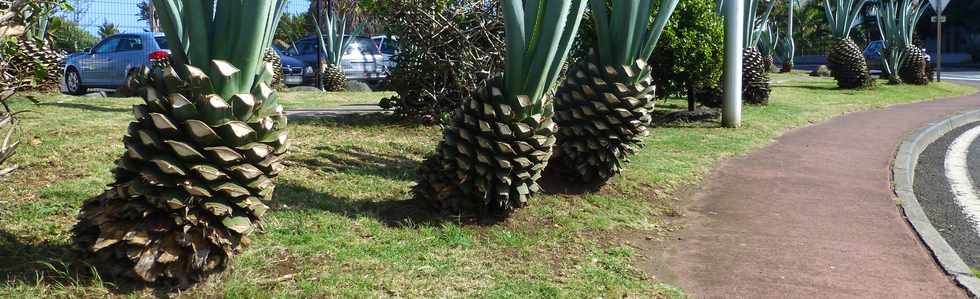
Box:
[687,81,696,111]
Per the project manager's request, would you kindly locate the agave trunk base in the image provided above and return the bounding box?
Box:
[321,63,347,92]
[413,80,556,215]
[743,48,771,105]
[551,56,655,185]
[828,38,873,89]
[900,47,929,85]
[72,62,287,285]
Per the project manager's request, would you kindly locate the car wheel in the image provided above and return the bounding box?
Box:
[65,68,86,95]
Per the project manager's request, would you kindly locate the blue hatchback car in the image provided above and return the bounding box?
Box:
[65,32,307,95]
[64,32,170,95]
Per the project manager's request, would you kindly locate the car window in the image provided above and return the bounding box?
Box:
[93,38,120,54]
[345,37,379,55]
[291,40,318,55]
[154,37,169,50]
[379,39,397,54]
[117,37,144,52]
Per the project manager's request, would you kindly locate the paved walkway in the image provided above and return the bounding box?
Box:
[659,83,980,298]
[285,104,386,118]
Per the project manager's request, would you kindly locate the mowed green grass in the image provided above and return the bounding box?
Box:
[0,76,974,298]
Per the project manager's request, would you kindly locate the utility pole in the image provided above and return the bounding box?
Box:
[929,0,950,82]
[723,0,744,128]
[784,0,794,72]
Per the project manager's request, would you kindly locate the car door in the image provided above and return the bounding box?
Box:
[107,35,146,87]
[78,37,120,86]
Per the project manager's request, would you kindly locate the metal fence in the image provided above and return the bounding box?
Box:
[64,0,313,36]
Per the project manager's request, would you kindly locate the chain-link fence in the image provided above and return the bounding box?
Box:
[52,0,312,52]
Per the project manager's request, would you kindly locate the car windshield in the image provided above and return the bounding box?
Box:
[154,37,169,50]
[290,36,380,55]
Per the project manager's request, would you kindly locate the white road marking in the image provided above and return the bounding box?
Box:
[943,76,980,82]
[945,125,980,236]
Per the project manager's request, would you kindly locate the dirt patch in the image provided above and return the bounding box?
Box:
[593,182,701,284]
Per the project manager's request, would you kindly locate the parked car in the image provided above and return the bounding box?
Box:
[286,35,388,83]
[274,47,307,86]
[64,33,306,94]
[863,40,931,70]
[64,32,170,95]
[372,35,398,70]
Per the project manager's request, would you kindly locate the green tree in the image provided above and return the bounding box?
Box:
[47,16,98,52]
[275,13,311,44]
[97,20,119,39]
[649,0,724,111]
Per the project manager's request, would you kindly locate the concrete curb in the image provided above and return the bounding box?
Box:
[894,109,980,298]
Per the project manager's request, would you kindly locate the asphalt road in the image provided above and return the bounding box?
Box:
[915,121,980,270]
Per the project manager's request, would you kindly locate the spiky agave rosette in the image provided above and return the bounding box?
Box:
[899,46,928,85]
[827,38,872,89]
[72,60,288,285]
[10,37,64,90]
[552,54,655,184]
[414,79,557,214]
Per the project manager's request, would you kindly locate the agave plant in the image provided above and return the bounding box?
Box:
[759,22,779,72]
[549,0,678,185]
[312,13,363,91]
[72,0,289,285]
[823,0,872,89]
[781,0,797,72]
[6,3,64,92]
[875,0,929,85]
[414,0,587,214]
[741,0,776,105]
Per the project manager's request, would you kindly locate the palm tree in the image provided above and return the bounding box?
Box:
[97,20,119,39]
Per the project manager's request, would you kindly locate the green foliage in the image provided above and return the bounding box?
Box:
[46,16,96,52]
[275,13,311,44]
[153,0,287,98]
[759,22,780,57]
[96,21,118,39]
[501,0,587,117]
[370,0,505,124]
[822,0,868,39]
[587,0,679,78]
[311,13,363,67]
[649,0,724,101]
[875,0,928,81]
[741,0,776,48]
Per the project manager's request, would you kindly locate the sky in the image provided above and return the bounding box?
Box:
[65,0,310,36]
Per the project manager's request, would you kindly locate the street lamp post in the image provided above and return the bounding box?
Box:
[723,0,744,128]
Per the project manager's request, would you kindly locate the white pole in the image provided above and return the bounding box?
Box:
[723,0,744,128]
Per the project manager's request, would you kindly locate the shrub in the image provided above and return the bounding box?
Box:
[366,0,504,124]
[648,0,724,110]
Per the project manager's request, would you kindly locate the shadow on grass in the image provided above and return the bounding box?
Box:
[288,113,403,128]
[278,145,512,226]
[773,84,838,91]
[37,102,130,113]
[0,230,194,297]
[295,144,420,182]
[0,230,83,288]
[272,183,468,227]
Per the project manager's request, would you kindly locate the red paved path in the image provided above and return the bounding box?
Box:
[660,86,980,298]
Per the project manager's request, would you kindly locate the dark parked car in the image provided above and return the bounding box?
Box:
[274,47,307,86]
[286,35,388,83]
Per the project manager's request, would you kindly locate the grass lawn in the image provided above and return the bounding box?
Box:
[0,74,974,297]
